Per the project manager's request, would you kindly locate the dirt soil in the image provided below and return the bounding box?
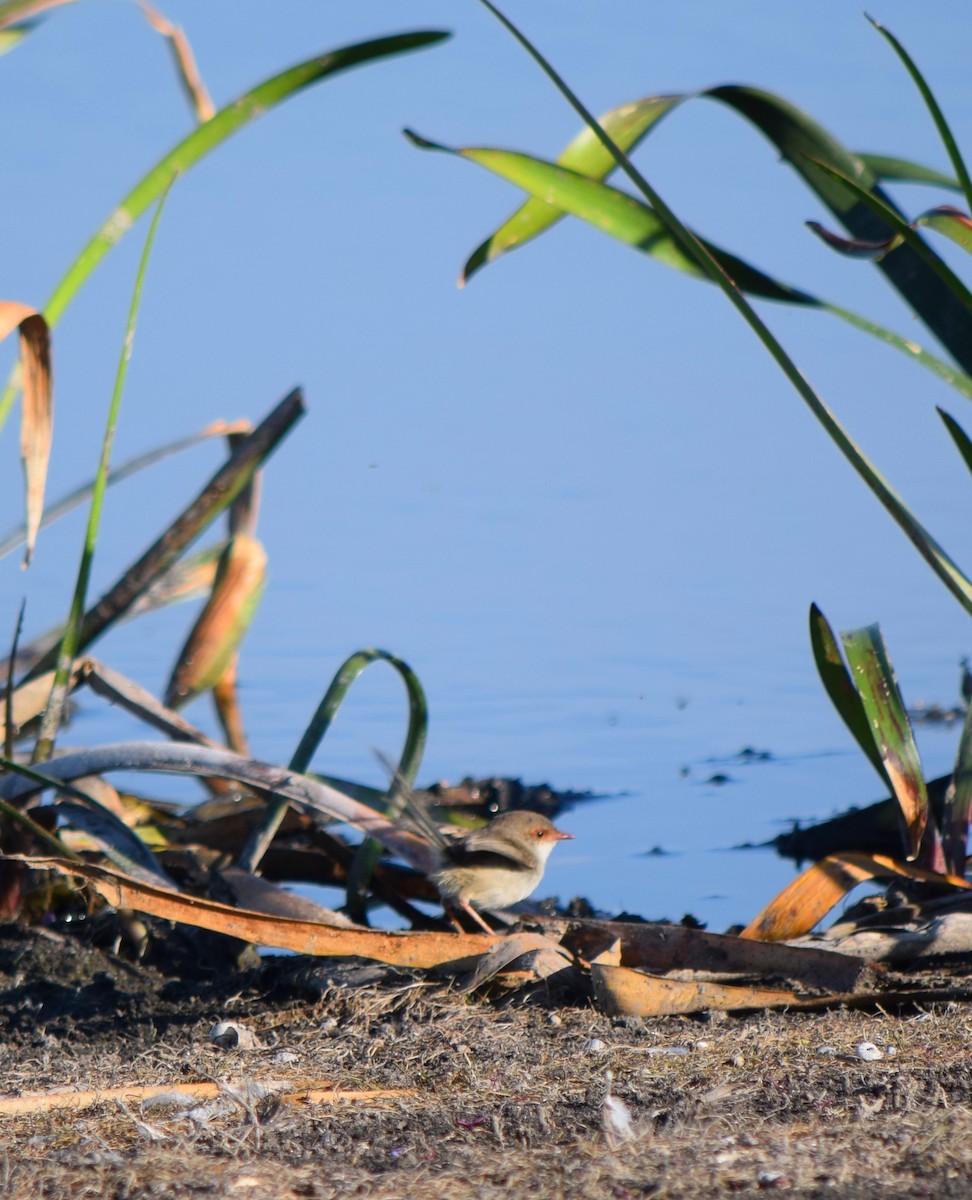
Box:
[4,922,972,1199]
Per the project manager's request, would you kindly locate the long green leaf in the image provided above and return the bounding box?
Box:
[808,605,890,789]
[840,624,933,865]
[867,15,972,217]
[859,153,960,190]
[417,133,972,399]
[33,188,171,762]
[0,29,449,431]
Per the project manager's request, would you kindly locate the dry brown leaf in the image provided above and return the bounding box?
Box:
[0,1078,413,1117]
[0,301,52,565]
[164,533,267,711]
[138,0,215,122]
[591,963,807,1017]
[461,931,573,992]
[741,851,972,942]
[212,655,247,754]
[21,855,505,971]
[561,917,870,994]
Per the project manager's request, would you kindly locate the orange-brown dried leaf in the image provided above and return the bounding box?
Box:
[591,963,805,1017]
[741,851,971,942]
[27,855,506,970]
[212,654,248,753]
[0,301,52,565]
[138,0,215,122]
[0,1079,413,1117]
[164,532,267,710]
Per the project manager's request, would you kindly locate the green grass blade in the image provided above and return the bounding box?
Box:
[858,153,960,190]
[0,29,449,433]
[464,4,972,616]
[33,189,171,762]
[808,604,890,789]
[867,15,972,217]
[463,94,681,285]
[840,624,936,865]
[823,301,972,399]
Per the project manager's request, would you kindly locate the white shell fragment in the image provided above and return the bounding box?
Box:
[585,1038,607,1054]
[854,1041,884,1061]
[209,1021,264,1050]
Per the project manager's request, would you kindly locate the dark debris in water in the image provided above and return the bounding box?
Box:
[421,776,603,822]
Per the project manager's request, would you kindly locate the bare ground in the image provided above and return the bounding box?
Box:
[4,922,972,1199]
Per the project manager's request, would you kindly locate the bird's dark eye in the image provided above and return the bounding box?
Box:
[536,829,545,839]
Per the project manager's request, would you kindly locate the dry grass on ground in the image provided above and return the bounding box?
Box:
[3,925,972,1198]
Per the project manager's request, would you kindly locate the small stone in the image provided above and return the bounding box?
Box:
[854,1041,883,1061]
[585,1038,607,1054]
[546,1013,563,1027]
[729,1054,745,1068]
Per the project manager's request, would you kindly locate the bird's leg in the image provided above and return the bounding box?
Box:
[446,900,496,935]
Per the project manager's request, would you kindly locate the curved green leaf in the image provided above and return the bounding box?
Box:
[239,648,429,883]
[840,624,933,865]
[418,131,972,398]
[452,55,972,374]
[0,29,449,431]
[808,605,890,789]
[462,94,681,285]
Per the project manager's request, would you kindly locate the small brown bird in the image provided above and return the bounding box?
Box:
[429,809,573,933]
